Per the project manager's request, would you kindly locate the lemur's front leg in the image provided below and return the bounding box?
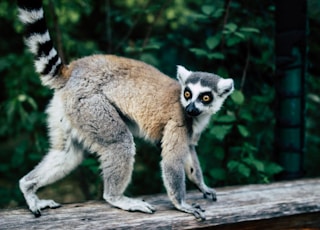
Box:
[161,155,206,220]
[161,121,206,220]
[185,145,217,201]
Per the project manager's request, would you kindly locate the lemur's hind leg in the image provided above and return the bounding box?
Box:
[19,95,84,217]
[19,141,84,217]
[73,94,155,214]
[99,139,154,213]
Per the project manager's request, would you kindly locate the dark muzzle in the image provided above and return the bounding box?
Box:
[186,103,201,117]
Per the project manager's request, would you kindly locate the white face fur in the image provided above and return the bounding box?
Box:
[177,65,234,117]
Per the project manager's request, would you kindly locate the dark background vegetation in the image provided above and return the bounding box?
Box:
[0,0,319,208]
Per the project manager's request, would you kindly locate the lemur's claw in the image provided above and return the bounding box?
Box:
[192,207,206,221]
[192,203,205,212]
[32,210,41,218]
[202,186,217,201]
[203,192,217,201]
[177,203,206,221]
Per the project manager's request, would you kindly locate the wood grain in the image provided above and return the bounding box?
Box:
[1,179,320,229]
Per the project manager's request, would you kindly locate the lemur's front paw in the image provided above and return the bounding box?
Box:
[177,202,206,221]
[201,186,217,201]
[191,203,206,220]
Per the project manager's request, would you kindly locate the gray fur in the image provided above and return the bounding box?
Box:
[186,72,220,91]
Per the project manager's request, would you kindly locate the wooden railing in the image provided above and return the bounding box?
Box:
[1,178,320,229]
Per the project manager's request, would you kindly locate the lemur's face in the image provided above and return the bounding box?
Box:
[177,65,234,117]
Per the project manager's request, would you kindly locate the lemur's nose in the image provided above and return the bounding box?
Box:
[186,103,201,117]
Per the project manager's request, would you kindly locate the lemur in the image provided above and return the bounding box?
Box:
[17,0,234,220]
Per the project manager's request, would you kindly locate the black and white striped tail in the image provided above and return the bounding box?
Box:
[18,0,64,88]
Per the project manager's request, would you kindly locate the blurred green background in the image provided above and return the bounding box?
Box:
[1,0,319,208]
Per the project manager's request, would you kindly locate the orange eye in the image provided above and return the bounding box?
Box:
[184,90,191,99]
[202,95,211,102]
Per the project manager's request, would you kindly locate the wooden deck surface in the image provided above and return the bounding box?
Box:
[1,178,320,229]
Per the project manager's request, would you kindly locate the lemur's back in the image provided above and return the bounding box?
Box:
[60,54,183,141]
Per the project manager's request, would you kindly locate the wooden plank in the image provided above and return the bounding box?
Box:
[1,179,320,229]
[206,212,320,230]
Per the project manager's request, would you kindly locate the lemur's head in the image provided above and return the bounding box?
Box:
[177,65,234,117]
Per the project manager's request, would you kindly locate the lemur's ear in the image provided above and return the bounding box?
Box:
[176,65,192,84]
[217,78,234,96]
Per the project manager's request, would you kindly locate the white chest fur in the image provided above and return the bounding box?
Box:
[191,114,211,145]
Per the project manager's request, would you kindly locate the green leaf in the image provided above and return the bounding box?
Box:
[242,142,258,154]
[124,46,141,53]
[210,125,233,141]
[238,164,251,177]
[231,90,245,105]
[206,36,220,50]
[226,36,242,46]
[213,8,224,18]
[143,44,161,51]
[224,23,238,32]
[243,158,264,172]
[190,13,208,20]
[215,114,236,123]
[227,160,238,171]
[27,98,38,110]
[227,161,251,177]
[265,162,283,176]
[239,110,253,121]
[207,52,225,60]
[189,48,208,57]
[201,5,215,15]
[240,27,260,33]
[237,125,250,137]
[234,31,246,39]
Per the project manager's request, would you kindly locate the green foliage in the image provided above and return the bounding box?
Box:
[198,83,279,185]
[1,0,319,209]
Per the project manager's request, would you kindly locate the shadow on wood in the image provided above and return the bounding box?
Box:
[1,179,320,229]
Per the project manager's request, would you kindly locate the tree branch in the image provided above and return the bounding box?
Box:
[220,0,232,52]
[240,42,250,91]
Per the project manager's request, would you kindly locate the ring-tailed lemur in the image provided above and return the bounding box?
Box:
[17,0,234,220]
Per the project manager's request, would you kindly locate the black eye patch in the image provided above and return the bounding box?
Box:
[198,92,213,104]
[184,87,192,100]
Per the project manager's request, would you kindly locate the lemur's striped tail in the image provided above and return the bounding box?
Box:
[18,0,67,89]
